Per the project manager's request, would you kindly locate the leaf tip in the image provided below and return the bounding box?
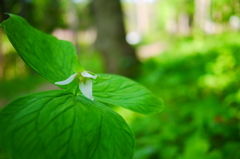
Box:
[0,13,14,26]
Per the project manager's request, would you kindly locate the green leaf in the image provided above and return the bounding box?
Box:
[93,74,164,115]
[0,14,81,91]
[0,90,134,159]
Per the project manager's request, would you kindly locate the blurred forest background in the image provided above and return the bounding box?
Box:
[0,0,239,159]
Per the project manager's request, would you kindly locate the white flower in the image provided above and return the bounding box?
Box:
[55,71,97,101]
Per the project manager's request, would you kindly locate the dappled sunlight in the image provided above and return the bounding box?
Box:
[199,50,238,92]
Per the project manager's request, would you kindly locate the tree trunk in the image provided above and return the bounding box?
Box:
[92,0,140,78]
[194,0,211,33]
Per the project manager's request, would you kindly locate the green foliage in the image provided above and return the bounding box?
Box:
[30,0,67,33]
[132,33,240,159]
[93,74,163,115]
[0,14,80,92]
[212,0,236,22]
[0,90,134,159]
[2,0,66,33]
[0,14,163,159]
[0,75,46,104]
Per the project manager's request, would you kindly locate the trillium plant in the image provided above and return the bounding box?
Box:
[0,14,163,159]
[55,71,98,101]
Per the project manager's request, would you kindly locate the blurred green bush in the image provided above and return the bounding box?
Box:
[133,33,240,159]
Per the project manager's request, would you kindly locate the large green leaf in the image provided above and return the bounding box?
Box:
[93,74,164,115]
[0,14,80,91]
[0,90,134,159]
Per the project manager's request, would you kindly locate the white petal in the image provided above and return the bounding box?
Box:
[55,73,77,85]
[79,80,94,101]
[81,71,97,79]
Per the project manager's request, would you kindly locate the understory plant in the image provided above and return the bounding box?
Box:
[0,14,163,159]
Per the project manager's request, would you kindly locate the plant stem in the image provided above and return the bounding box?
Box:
[74,85,78,96]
